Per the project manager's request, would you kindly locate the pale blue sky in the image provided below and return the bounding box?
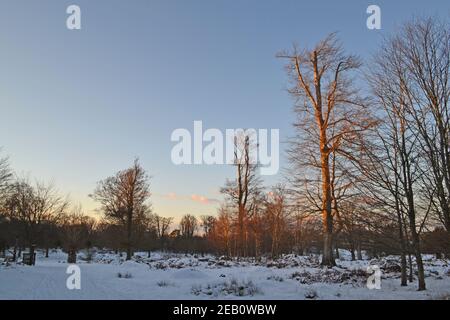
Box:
[0,0,449,220]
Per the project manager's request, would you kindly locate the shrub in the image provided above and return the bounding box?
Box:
[117,272,132,279]
[304,289,318,299]
[157,280,172,287]
[191,278,261,297]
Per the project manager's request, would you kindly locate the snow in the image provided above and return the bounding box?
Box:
[1,249,449,300]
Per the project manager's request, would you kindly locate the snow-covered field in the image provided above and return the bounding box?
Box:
[1,249,449,300]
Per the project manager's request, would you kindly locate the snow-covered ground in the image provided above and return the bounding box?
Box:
[1,249,449,300]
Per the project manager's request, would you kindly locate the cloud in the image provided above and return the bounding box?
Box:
[191,194,219,205]
[165,192,178,200]
[190,194,209,204]
[155,192,181,201]
[159,192,219,205]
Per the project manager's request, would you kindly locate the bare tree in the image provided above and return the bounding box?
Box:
[247,192,265,260]
[61,205,96,263]
[0,151,12,197]
[137,212,158,257]
[179,214,198,238]
[200,215,216,237]
[0,151,12,225]
[0,153,13,258]
[91,159,151,260]
[221,133,262,258]
[154,214,173,249]
[365,21,439,290]
[5,178,68,263]
[290,204,320,256]
[211,206,233,256]
[265,185,290,258]
[278,34,371,266]
[397,18,450,236]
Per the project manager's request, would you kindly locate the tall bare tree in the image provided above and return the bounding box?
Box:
[348,106,411,286]
[397,18,450,236]
[91,159,151,260]
[365,21,440,290]
[279,34,371,266]
[221,133,261,257]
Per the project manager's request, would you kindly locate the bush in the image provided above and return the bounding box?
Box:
[267,275,284,282]
[157,280,172,287]
[191,278,261,297]
[304,289,318,299]
[117,272,132,279]
[290,269,367,286]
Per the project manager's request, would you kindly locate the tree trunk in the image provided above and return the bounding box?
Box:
[322,233,335,267]
[350,247,356,261]
[408,253,413,283]
[320,150,335,267]
[399,251,408,286]
[400,114,426,290]
[238,204,245,258]
[411,230,426,290]
[126,212,133,261]
[404,173,426,289]
[356,243,363,260]
[334,246,340,259]
[67,248,77,264]
[395,200,408,286]
[29,245,36,266]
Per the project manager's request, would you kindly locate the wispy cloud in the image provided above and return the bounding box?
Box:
[158,192,219,205]
[164,192,178,200]
[154,192,180,201]
[190,194,219,205]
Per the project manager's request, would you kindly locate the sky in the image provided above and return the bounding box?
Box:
[0,0,449,221]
